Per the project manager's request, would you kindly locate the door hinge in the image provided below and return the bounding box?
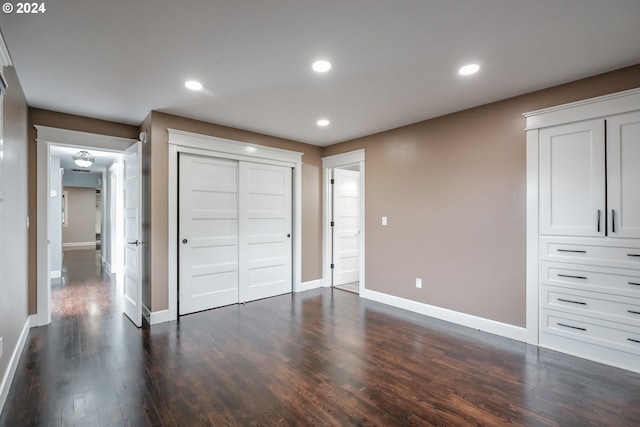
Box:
[331,178,335,184]
[331,263,334,269]
[330,221,334,227]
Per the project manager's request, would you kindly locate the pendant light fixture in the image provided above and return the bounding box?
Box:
[73,150,95,168]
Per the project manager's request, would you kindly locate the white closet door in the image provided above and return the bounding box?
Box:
[333,169,360,286]
[179,155,239,315]
[539,120,606,236]
[239,162,292,302]
[607,111,640,238]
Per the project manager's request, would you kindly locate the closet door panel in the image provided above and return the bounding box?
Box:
[179,155,239,315]
[539,120,605,236]
[239,162,292,302]
[607,111,640,238]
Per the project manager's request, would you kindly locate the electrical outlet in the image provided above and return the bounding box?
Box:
[416,278,422,288]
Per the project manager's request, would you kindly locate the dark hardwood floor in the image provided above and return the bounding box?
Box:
[2,249,640,426]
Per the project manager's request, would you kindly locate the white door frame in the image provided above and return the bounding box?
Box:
[167,129,304,321]
[34,125,136,326]
[322,150,366,294]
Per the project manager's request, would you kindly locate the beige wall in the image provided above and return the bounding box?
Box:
[148,112,323,311]
[0,66,29,394]
[62,187,97,246]
[322,64,640,327]
[27,108,139,312]
[21,63,640,328]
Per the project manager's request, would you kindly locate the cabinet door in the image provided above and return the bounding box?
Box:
[607,111,640,238]
[539,120,605,236]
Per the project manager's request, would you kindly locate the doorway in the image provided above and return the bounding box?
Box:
[35,126,138,327]
[322,150,366,295]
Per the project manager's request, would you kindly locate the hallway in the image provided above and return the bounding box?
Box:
[2,251,640,425]
[1,250,150,425]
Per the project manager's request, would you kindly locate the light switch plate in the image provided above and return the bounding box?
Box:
[382,216,387,226]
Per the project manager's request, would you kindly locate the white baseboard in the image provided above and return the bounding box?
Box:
[102,258,111,274]
[143,304,170,325]
[63,242,96,250]
[361,289,527,343]
[0,315,32,415]
[295,279,324,292]
[50,270,61,279]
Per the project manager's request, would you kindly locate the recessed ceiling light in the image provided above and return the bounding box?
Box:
[312,60,332,73]
[317,119,330,127]
[185,80,203,91]
[458,64,480,76]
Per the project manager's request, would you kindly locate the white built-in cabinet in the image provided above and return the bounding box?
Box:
[525,88,640,373]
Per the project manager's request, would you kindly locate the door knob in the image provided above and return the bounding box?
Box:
[182,239,188,244]
[287,234,291,238]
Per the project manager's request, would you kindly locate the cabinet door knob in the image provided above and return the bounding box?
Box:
[182,239,188,244]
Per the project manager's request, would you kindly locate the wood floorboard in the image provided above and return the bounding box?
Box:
[2,249,640,426]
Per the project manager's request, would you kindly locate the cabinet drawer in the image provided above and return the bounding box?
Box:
[541,309,640,356]
[540,262,640,298]
[540,237,640,269]
[541,285,640,327]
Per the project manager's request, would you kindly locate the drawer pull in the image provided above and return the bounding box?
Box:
[557,274,587,280]
[628,338,640,344]
[629,282,640,286]
[557,298,586,305]
[611,209,616,233]
[557,323,586,331]
[628,254,640,258]
[597,209,601,233]
[557,249,587,254]
[628,310,640,315]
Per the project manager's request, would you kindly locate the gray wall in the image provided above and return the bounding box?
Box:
[0,66,28,408]
[62,187,97,248]
[49,156,62,276]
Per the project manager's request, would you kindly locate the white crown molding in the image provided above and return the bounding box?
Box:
[167,128,303,166]
[321,149,365,168]
[523,87,640,130]
[0,31,13,67]
[35,126,137,151]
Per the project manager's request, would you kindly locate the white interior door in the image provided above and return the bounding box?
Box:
[179,155,239,315]
[607,111,640,238]
[122,142,142,327]
[239,162,292,302]
[333,168,360,286]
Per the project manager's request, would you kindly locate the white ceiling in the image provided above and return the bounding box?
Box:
[1,0,639,146]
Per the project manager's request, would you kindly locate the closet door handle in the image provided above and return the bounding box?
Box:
[611,209,616,233]
[597,209,601,233]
